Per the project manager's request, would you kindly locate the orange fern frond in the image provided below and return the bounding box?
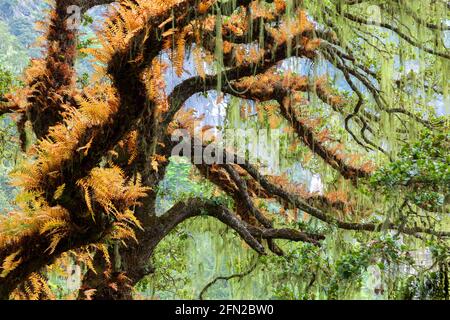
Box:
[0,250,22,278]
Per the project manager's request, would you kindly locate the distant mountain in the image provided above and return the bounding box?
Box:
[0,0,44,20]
[0,0,47,44]
[0,0,47,73]
[0,0,109,75]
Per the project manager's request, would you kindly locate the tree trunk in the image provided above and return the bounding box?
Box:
[78,188,168,300]
[78,241,158,300]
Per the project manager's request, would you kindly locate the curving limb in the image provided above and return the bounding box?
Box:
[199,260,258,300]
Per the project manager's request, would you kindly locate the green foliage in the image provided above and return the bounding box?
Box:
[76,72,90,88]
[0,66,20,213]
[0,67,14,96]
[371,129,449,210]
[372,130,449,188]
[397,264,449,300]
[155,157,215,214]
[135,227,193,299]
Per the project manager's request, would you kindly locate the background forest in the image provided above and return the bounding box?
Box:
[0,0,449,300]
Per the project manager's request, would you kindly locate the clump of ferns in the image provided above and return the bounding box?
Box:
[76,166,150,244]
[0,164,149,281]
